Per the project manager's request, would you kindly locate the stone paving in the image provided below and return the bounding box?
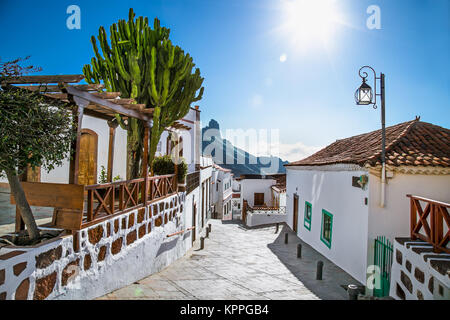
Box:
[98,219,361,300]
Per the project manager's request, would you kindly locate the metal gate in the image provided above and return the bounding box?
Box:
[373,236,393,297]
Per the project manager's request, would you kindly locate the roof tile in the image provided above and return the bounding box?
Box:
[286,119,450,168]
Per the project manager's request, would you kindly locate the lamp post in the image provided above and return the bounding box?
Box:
[355,66,386,207]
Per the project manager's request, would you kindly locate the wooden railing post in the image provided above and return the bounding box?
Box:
[109,185,115,215]
[119,184,124,211]
[407,194,450,254]
[87,189,93,222]
[409,195,417,240]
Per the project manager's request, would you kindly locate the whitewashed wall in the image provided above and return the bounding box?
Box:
[240,178,277,207]
[368,171,450,243]
[246,211,286,227]
[0,193,190,300]
[0,115,128,185]
[286,164,370,283]
[390,239,450,300]
[366,170,450,279]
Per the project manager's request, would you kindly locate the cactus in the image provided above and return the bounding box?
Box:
[83,8,204,178]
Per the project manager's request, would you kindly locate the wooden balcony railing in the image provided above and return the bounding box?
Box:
[408,194,450,254]
[83,174,177,227]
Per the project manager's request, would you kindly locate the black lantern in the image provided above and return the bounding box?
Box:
[355,77,373,105]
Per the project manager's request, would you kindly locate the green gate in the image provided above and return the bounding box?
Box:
[373,236,393,297]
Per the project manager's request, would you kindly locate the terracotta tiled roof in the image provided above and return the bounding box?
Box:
[285,119,450,168]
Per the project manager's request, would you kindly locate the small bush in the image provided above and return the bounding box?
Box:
[152,155,187,183]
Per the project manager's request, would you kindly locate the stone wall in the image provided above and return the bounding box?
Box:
[389,238,449,300]
[0,192,188,300]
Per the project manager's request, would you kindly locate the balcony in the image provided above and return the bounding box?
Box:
[408,194,449,254]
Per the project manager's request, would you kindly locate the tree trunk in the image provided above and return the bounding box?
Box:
[148,107,162,175]
[125,119,145,180]
[5,169,40,240]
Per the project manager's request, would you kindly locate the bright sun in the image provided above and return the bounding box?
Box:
[278,0,343,51]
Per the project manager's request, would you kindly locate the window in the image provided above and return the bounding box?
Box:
[304,201,312,231]
[320,209,333,248]
[254,193,264,206]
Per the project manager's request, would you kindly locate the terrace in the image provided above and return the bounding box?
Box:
[1,75,190,238]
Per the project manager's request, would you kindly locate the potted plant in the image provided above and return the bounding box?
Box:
[177,160,188,186]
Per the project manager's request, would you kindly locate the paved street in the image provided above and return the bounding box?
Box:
[98,220,361,300]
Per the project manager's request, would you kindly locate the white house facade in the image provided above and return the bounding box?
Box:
[285,119,450,294]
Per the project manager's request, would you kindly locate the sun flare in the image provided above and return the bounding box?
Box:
[278,0,344,51]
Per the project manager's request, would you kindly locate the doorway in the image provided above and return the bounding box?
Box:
[293,194,299,233]
[192,202,197,245]
[78,129,98,186]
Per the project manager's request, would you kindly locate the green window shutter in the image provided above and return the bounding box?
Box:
[320,209,333,248]
[304,201,312,231]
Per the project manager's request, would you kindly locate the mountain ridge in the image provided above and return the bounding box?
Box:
[202,119,288,177]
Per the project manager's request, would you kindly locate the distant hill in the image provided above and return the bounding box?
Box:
[202,119,288,176]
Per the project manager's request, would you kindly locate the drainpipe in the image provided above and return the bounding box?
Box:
[380,163,386,208]
[380,73,386,208]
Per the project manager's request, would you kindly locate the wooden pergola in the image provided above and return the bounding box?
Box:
[3,74,190,233]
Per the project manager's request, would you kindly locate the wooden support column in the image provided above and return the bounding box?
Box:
[68,97,88,185]
[107,119,119,182]
[141,124,150,205]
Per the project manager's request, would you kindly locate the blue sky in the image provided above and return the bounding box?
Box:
[1,0,449,161]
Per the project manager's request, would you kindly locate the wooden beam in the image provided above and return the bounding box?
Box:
[68,97,88,184]
[141,108,155,114]
[43,93,68,100]
[66,86,150,121]
[15,85,63,92]
[2,74,84,84]
[142,125,150,204]
[72,84,105,91]
[83,108,114,121]
[123,104,146,111]
[91,91,122,99]
[106,98,134,105]
[107,120,118,182]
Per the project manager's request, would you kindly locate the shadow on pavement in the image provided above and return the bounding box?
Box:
[267,224,365,300]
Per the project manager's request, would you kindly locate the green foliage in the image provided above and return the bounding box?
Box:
[0,60,74,177]
[0,57,74,241]
[176,159,188,183]
[83,8,204,177]
[99,165,108,183]
[99,165,122,183]
[152,155,175,175]
[152,155,187,183]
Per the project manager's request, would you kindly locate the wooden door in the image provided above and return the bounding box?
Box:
[293,194,299,233]
[254,193,264,206]
[78,129,98,186]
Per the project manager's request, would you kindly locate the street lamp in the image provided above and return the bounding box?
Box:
[355,66,386,207]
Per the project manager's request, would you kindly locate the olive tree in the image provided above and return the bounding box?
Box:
[0,57,74,241]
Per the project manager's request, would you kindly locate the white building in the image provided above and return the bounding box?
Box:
[0,76,214,300]
[210,164,233,220]
[284,119,450,293]
[236,174,287,227]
